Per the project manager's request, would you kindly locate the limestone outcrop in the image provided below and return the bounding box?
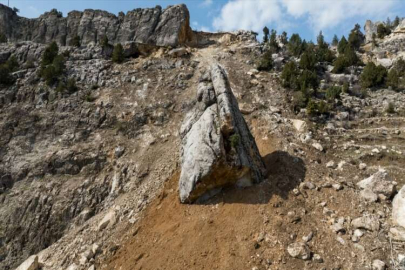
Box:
[0,4,194,47]
[179,64,266,203]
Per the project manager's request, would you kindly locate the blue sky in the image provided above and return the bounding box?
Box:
[4,0,405,42]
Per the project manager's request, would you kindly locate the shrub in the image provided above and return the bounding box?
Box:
[229,134,240,149]
[42,65,58,85]
[280,31,288,45]
[69,36,81,47]
[307,99,330,116]
[0,64,13,85]
[386,102,395,114]
[288,34,303,57]
[25,59,35,69]
[41,42,59,66]
[257,51,273,71]
[387,69,399,89]
[52,55,65,75]
[326,86,342,101]
[66,78,78,93]
[299,69,318,91]
[342,82,349,93]
[377,24,391,39]
[360,62,387,88]
[332,56,347,74]
[0,33,7,43]
[101,35,110,48]
[300,51,317,71]
[112,43,125,63]
[5,55,19,72]
[394,58,405,74]
[292,91,308,111]
[281,61,300,90]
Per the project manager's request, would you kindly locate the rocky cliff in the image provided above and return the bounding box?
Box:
[0,3,194,47]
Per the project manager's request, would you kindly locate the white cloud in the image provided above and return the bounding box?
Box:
[213,0,398,33]
[200,0,213,8]
[213,0,282,32]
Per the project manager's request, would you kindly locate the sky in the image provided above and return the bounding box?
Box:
[3,0,405,42]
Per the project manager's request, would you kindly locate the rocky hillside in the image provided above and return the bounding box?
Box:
[0,3,194,47]
[1,4,405,270]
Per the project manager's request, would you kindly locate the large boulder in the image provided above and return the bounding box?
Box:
[0,3,194,47]
[179,64,266,203]
[393,185,405,228]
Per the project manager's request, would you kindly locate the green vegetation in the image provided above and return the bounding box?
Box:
[377,24,391,39]
[288,34,303,57]
[386,69,399,89]
[101,35,110,48]
[257,50,273,71]
[0,33,7,43]
[332,46,360,74]
[269,29,280,52]
[0,55,21,86]
[348,24,364,51]
[280,31,288,45]
[112,43,125,63]
[299,50,317,71]
[69,36,81,47]
[229,134,240,149]
[386,102,395,114]
[263,26,269,43]
[360,62,387,89]
[337,36,348,54]
[281,61,299,89]
[41,41,59,66]
[332,35,339,46]
[326,86,342,101]
[316,31,335,63]
[306,99,330,116]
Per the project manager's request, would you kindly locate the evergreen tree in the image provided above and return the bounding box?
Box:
[337,36,348,54]
[332,35,339,46]
[300,50,317,71]
[257,50,273,71]
[280,31,288,45]
[393,16,401,28]
[112,43,125,63]
[41,41,59,67]
[348,24,364,50]
[263,26,269,43]
[269,29,279,52]
[0,33,7,43]
[377,24,391,39]
[288,34,303,57]
[281,61,300,89]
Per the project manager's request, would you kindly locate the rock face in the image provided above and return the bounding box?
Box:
[0,3,194,47]
[179,64,266,203]
[364,20,382,43]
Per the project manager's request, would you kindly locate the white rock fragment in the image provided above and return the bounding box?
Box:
[287,242,311,260]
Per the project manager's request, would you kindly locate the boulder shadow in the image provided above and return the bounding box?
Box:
[198,151,306,205]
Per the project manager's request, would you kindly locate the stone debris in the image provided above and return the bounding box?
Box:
[357,170,396,202]
[287,242,311,260]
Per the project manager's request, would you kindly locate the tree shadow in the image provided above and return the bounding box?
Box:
[198,151,306,205]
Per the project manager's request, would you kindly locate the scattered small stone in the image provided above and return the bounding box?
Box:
[357,170,396,202]
[336,236,346,245]
[359,163,367,170]
[332,183,343,191]
[351,215,380,231]
[331,223,345,233]
[287,242,311,260]
[302,231,314,243]
[313,254,323,263]
[372,259,386,270]
[392,185,405,228]
[312,142,324,152]
[326,161,336,169]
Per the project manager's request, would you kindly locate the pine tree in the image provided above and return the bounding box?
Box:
[269,29,279,52]
[332,35,339,46]
[263,26,269,43]
[337,36,348,54]
[348,24,364,50]
[112,43,125,63]
[280,31,288,45]
[288,34,303,57]
[393,16,401,28]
